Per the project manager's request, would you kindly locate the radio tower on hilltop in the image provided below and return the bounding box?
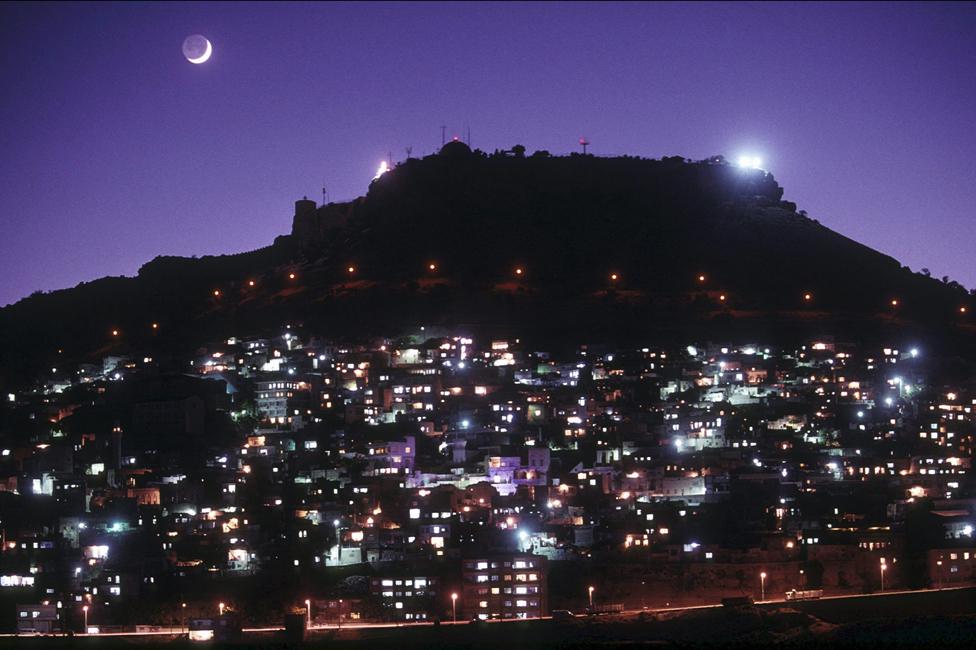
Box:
[579,137,590,155]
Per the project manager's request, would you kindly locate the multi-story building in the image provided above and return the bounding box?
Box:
[369,574,440,621]
[255,379,310,423]
[461,553,547,620]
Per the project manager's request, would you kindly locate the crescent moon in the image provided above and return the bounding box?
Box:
[188,39,212,64]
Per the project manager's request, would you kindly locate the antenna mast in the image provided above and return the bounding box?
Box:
[579,137,590,155]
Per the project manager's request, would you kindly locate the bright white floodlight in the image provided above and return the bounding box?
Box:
[737,155,762,170]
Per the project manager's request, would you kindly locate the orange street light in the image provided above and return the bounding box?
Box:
[248,280,256,287]
[82,605,88,631]
[890,299,899,307]
[111,329,119,337]
[803,293,812,302]
[219,602,225,616]
[588,585,595,607]
[151,322,158,330]
[428,263,438,272]
[719,294,727,302]
[760,571,767,601]
[961,306,968,314]
[451,592,458,623]
[610,273,619,282]
[347,266,356,274]
[213,290,221,297]
[698,274,706,283]
[305,599,311,628]
[515,267,524,277]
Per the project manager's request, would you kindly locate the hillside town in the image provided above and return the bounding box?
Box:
[1,327,974,636]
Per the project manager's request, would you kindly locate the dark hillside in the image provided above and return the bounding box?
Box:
[1,145,972,390]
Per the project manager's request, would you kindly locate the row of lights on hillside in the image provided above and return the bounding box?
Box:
[207,266,972,313]
[105,270,970,338]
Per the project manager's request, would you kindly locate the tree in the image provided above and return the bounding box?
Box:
[511,144,526,158]
[921,268,931,277]
[803,560,825,587]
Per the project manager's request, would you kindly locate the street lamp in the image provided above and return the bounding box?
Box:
[760,572,767,602]
[451,593,458,623]
[588,586,595,608]
[936,560,943,590]
[338,599,343,632]
[305,599,311,629]
[219,602,225,617]
[880,559,886,592]
[82,605,88,632]
[181,603,186,635]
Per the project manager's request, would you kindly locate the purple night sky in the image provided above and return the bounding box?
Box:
[2,2,975,307]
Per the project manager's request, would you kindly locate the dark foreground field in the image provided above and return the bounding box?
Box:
[3,588,975,648]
